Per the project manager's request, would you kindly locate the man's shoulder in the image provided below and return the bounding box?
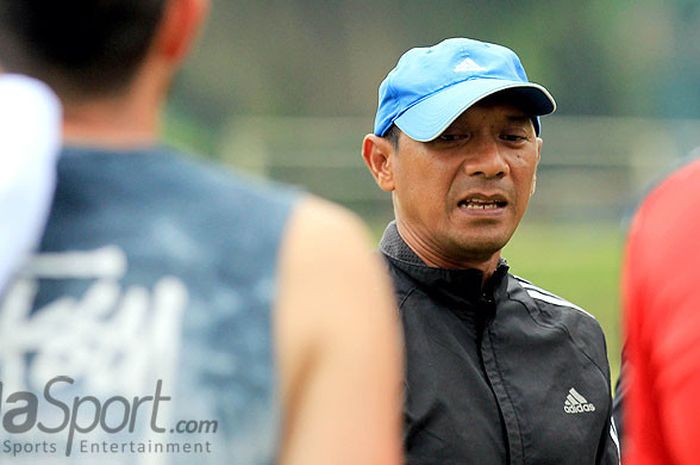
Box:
[508,274,599,323]
[59,144,300,213]
[507,274,611,380]
[49,145,302,264]
[507,274,609,363]
[144,145,300,204]
[378,253,420,305]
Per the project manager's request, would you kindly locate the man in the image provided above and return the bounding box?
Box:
[622,158,700,465]
[362,38,620,465]
[0,1,402,464]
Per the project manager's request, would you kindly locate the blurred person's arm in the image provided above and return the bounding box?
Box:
[276,196,403,465]
[624,171,700,465]
[0,74,61,292]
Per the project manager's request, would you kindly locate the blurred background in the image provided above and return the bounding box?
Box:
[164,0,700,382]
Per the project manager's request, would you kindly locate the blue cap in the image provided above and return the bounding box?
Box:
[373,38,556,141]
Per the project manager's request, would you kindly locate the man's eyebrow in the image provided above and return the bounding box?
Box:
[505,114,531,123]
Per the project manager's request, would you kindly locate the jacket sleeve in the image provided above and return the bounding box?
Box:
[590,314,621,465]
[596,397,621,464]
[611,356,626,457]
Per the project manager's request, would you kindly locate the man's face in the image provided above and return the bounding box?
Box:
[390,101,542,267]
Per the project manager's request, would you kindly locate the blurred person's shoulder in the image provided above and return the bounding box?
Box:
[639,156,700,214]
[56,143,301,220]
[46,144,303,273]
[627,155,700,252]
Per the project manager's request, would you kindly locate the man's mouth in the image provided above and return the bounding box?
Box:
[458,196,508,210]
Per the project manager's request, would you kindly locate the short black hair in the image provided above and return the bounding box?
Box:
[0,0,167,99]
[384,124,401,149]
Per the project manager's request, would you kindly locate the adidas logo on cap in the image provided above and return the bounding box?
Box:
[453,57,486,73]
[564,387,596,414]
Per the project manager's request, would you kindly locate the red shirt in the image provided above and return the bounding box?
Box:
[624,158,700,464]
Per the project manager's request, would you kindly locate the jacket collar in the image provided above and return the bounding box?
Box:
[379,221,509,305]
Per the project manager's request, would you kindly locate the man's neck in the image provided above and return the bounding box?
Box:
[62,95,161,149]
[395,221,502,283]
[61,61,169,149]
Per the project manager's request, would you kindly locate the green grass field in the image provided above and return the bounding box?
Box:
[503,221,625,383]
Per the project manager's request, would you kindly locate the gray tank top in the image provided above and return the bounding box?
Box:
[0,146,300,464]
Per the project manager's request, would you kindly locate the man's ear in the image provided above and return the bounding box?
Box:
[362,134,396,192]
[154,0,210,64]
[531,137,543,197]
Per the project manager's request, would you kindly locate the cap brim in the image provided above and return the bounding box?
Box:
[394,79,556,142]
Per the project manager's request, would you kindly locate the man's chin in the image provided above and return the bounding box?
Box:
[449,235,510,262]
[446,241,505,263]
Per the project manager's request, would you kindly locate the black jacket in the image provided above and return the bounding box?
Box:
[380,224,620,465]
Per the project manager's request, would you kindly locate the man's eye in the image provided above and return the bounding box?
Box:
[501,134,527,142]
[438,134,466,142]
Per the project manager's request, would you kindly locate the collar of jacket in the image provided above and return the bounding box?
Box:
[378,221,509,305]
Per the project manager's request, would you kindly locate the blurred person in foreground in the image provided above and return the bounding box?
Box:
[0,73,61,293]
[622,157,700,465]
[361,38,620,465]
[0,1,403,464]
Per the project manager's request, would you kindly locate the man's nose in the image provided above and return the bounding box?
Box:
[463,137,509,179]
